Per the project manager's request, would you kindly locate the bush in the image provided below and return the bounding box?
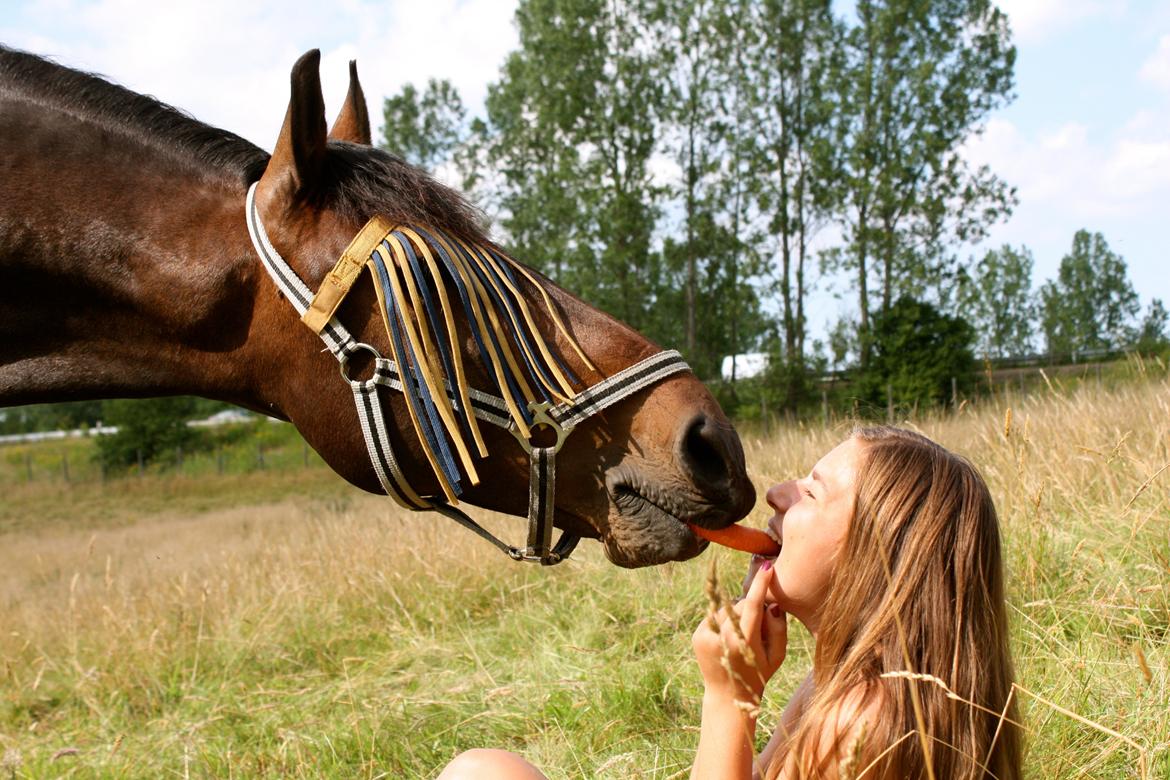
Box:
[94,397,205,470]
[855,296,977,411]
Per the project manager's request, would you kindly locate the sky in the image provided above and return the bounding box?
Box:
[2,0,1168,345]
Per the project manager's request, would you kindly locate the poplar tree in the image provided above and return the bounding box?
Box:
[958,244,1035,358]
[741,0,843,406]
[380,79,467,170]
[1039,230,1140,356]
[835,0,1016,364]
[484,0,665,334]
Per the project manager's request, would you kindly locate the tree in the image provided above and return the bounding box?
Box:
[834,0,1016,364]
[0,400,102,434]
[1135,299,1168,355]
[856,296,976,410]
[94,397,202,470]
[485,0,666,335]
[1039,230,1140,357]
[739,0,843,407]
[958,244,1035,358]
[380,79,467,171]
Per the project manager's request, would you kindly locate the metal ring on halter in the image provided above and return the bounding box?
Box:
[338,342,383,383]
[509,401,568,455]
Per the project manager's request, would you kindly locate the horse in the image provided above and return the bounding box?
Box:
[0,46,755,568]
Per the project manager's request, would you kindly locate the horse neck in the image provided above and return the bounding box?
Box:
[0,99,268,412]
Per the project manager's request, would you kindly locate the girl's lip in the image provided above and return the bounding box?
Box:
[765,519,782,546]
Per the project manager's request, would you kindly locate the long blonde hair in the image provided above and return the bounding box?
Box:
[769,426,1021,779]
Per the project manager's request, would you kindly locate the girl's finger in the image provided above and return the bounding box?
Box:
[742,554,775,596]
[738,563,771,634]
[763,603,788,666]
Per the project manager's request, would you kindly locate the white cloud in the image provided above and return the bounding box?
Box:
[1139,34,1170,91]
[993,0,1120,43]
[1102,139,1170,199]
[965,112,1170,228]
[1039,121,1087,151]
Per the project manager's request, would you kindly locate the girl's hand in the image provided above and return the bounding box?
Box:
[692,563,788,704]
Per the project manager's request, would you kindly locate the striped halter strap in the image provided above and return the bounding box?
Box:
[245,183,691,565]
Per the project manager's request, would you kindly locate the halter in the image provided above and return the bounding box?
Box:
[245,183,691,564]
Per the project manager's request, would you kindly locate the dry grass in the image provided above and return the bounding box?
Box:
[1,366,1168,777]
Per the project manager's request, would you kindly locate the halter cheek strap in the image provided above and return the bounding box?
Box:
[244,183,690,564]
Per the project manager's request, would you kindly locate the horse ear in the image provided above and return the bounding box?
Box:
[262,49,327,197]
[328,60,372,145]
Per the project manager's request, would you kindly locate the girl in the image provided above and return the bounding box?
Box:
[439,426,1022,779]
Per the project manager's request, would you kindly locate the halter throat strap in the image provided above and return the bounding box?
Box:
[244,183,690,564]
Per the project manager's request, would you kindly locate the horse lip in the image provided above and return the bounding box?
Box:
[609,481,695,525]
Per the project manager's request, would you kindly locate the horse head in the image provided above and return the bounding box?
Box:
[246,51,755,568]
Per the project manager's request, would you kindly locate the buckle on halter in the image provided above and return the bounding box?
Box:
[508,547,561,564]
[509,401,568,455]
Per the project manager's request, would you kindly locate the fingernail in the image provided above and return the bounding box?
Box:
[769,604,782,617]
[761,560,773,571]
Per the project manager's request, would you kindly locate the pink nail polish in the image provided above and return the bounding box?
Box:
[761,560,773,571]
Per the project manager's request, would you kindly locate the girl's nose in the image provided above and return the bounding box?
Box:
[766,480,800,513]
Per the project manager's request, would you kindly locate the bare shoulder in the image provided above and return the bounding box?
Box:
[814,683,888,779]
[763,680,891,780]
[827,683,884,736]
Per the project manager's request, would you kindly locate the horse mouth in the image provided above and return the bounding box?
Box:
[603,473,710,567]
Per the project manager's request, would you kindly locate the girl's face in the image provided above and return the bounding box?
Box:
[765,437,863,634]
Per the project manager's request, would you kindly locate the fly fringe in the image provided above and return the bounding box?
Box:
[364,226,588,501]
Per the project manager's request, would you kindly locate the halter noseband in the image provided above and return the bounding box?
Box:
[245,183,690,564]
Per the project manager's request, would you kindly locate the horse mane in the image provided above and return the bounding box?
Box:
[0,45,489,242]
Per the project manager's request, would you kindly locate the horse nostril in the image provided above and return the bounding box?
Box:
[679,413,730,488]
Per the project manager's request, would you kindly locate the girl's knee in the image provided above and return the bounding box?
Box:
[436,748,546,780]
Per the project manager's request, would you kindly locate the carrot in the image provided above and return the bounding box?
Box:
[687,522,780,556]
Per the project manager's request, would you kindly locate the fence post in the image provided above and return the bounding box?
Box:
[886,383,894,423]
[256,442,265,470]
[821,389,829,423]
[25,451,33,483]
[951,377,958,411]
[175,446,183,471]
[136,449,144,475]
[62,453,69,483]
[217,449,225,475]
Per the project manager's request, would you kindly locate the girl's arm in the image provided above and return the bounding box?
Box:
[690,565,788,780]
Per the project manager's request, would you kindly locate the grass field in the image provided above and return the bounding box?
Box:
[1,364,1168,778]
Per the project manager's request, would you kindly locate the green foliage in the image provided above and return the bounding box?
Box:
[485,0,666,336]
[657,213,769,380]
[958,244,1035,358]
[94,397,204,470]
[1136,298,1169,355]
[835,0,1017,357]
[1039,230,1140,356]
[856,296,976,410]
[0,400,102,435]
[380,79,467,170]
